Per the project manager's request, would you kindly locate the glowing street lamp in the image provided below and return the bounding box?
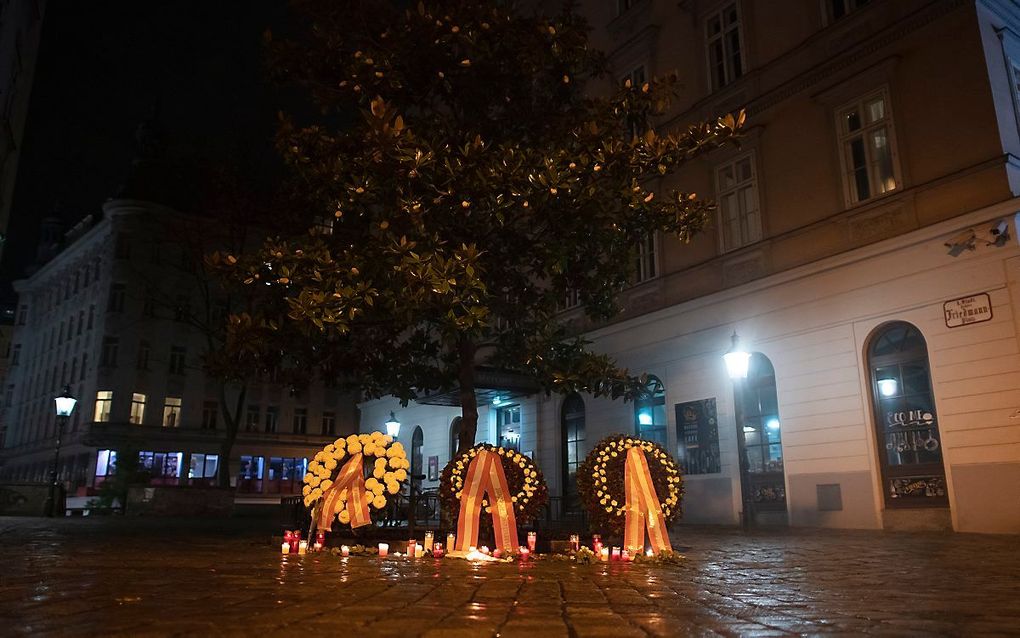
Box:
[45,386,77,517]
[723,331,751,380]
[384,411,401,438]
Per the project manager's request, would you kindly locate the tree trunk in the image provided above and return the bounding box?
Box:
[217,383,248,488]
[457,339,477,456]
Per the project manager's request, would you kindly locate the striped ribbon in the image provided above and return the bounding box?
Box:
[623,446,672,555]
[455,449,520,552]
[316,453,372,531]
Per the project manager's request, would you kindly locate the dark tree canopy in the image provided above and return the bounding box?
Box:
[218,0,742,449]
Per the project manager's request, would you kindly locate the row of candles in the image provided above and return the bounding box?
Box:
[281,530,646,561]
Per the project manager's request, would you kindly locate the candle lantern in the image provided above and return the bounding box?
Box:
[611,547,621,561]
[493,548,503,559]
[527,531,537,552]
[424,531,434,553]
[281,542,291,555]
[378,543,389,558]
[416,544,424,556]
[600,548,609,562]
[291,531,302,554]
[341,545,350,557]
[479,545,490,555]
[313,542,323,552]
[447,533,456,552]
[569,534,580,551]
[298,540,308,555]
[433,542,444,558]
[520,546,531,561]
[316,531,325,547]
[621,549,631,562]
[407,540,417,558]
[592,534,603,553]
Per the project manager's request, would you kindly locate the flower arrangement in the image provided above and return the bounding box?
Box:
[440,444,549,527]
[302,431,410,526]
[576,434,683,535]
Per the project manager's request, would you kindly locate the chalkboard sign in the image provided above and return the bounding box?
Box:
[675,398,721,475]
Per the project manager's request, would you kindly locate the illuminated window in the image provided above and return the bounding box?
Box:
[94,391,113,422]
[561,393,586,513]
[163,397,182,428]
[497,405,521,451]
[129,393,146,424]
[837,89,899,205]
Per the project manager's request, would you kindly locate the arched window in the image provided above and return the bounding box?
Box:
[634,376,666,446]
[411,426,424,491]
[449,416,462,459]
[735,353,786,514]
[561,393,586,513]
[867,322,947,507]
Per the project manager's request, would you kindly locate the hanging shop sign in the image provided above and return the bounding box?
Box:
[943,293,992,328]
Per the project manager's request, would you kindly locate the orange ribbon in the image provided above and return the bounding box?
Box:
[624,447,672,555]
[316,453,372,531]
[455,449,519,552]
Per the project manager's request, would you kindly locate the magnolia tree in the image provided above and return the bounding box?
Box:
[218,0,743,453]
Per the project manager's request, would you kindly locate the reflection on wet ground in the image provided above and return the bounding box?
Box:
[1,517,1018,636]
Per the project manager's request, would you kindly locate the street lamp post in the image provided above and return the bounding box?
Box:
[724,332,753,530]
[384,412,401,439]
[45,386,78,518]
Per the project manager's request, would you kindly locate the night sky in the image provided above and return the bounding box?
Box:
[2,0,287,297]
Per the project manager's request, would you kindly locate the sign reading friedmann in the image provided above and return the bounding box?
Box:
[943,293,992,328]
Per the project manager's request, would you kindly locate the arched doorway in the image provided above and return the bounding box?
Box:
[867,322,947,507]
[735,353,786,524]
[449,417,462,459]
[411,426,424,492]
[561,393,586,513]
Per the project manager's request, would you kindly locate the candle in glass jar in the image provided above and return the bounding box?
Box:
[424,531,434,553]
[621,549,631,562]
[298,540,308,555]
[281,542,290,555]
[479,545,490,555]
[493,548,503,559]
[433,542,444,558]
[592,534,602,553]
[291,531,302,554]
[378,543,389,558]
[611,547,621,561]
[600,548,609,562]
[520,547,531,561]
[313,542,323,552]
[316,531,325,547]
[416,544,423,556]
[569,534,580,551]
[407,540,416,558]
[341,545,350,557]
[527,531,537,552]
[447,533,456,552]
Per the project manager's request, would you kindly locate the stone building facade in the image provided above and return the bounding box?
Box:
[360,0,1020,534]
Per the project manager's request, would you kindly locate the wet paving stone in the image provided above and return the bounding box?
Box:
[1,517,1019,636]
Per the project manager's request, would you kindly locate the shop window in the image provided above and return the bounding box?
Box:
[163,397,182,428]
[836,89,899,205]
[561,393,586,513]
[321,411,336,435]
[293,408,308,434]
[202,401,218,430]
[706,2,743,91]
[497,405,522,451]
[189,453,219,480]
[717,152,761,252]
[634,376,666,446]
[237,455,265,493]
[867,322,947,507]
[139,451,183,481]
[129,393,146,425]
[94,449,117,484]
[449,416,462,458]
[94,391,113,422]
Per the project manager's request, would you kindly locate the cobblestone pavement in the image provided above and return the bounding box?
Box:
[1,517,1018,637]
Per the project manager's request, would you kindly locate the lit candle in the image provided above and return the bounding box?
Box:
[611,547,621,561]
[281,542,290,555]
[291,531,302,554]
[480,545,490,555]
[520,546,531,561]
[378,543,389,558]
[592,534,602,553]
[527,531,537,552]
[316,531,325,547]
[493,548,503,559]
[621,549,630,562]
[407,540,416,558]
[298,540,308,555]
[645,548,654,557]
[447,533,456,552]
[341,545,350,557]
[600,548,609,562]
[570,534,580,551]
[313,542,323,552]
[416,544,424,556]
[424,531,434,553]
[433,542,444,558]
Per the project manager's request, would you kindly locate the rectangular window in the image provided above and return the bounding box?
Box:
[87,305,95,329]
[94,449,117,483]
[114,232,131,260]
[174,295,190,322]
[142,292,156,318]
[137,341,150,370]
[100,337,119,367]
[497,404,522,451]
[706,2,743,91]
[716,152,761,251]
[94,391,113,422]
[129,393,146,424]
[10,344,19,365]
[622,65,647,138]
[107,283,126,313]
[245,405,260,432]
[168,346,186,375]
[265,406,279,433]
[16,304,27,325]
[322,411,336,435]
[80,353,88,381]
[828,0,870,22]
[837,90,898,205]
[562,288,581,310]
[633,234,656,284]
[163,397,182,428]
[189,453,219,479]
[202,400,218,430]
[77,310,84,335]
[293,407,308,434]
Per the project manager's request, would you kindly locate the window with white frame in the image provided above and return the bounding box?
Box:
[169,346,186,375]
[706,3,743,91]
[129,393,146,424]
[202,400,218,430]
[633,233,656,284]
[622,65,647,138]
[562,288,581,311]
[94,391,113,422]
[716,152,761,251]
[163,397,182,428]
[837,89,898,205]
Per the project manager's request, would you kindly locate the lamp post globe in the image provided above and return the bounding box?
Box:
[723,331,751,380]
[45,385,77,517]
[385,412,401,439]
